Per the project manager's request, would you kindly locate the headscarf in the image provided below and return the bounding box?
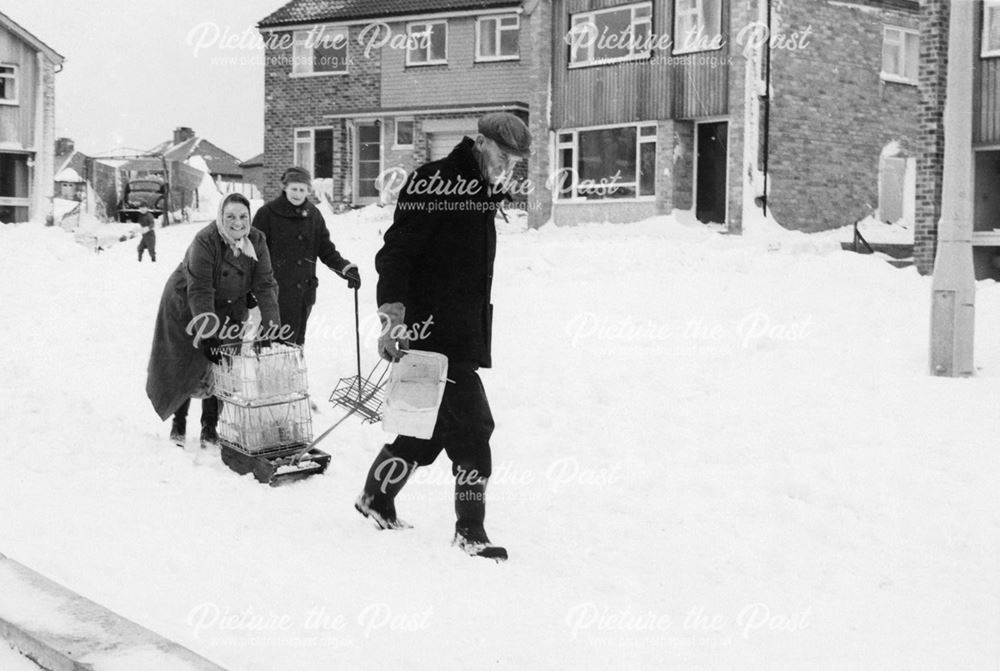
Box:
[215,193,257,260]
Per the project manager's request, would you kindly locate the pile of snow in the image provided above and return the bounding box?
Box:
[189,155,221,221]
[0,213,998,670]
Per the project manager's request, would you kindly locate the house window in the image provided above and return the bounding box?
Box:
[569,3,652,67]
[0,153,30,222]
[983,0,1000,58]
[555,123,657,200]
[407,21,447,66]
[292,128,334,178]
[0,65,17,105]
[291,26,348,75]
[477,14,519,61]
[881,26,918,84]
[394,119,414,148]
[673,0,723,54]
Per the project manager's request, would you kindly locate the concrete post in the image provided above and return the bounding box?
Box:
[929,0,975,377]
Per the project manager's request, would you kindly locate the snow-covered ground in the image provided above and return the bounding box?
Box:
[1,209,998,670]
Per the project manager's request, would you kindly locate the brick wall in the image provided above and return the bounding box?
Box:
[379,13,532,107]
[262,24,382,201]
[526,0,552,227]
[766,0,920,233]
[915,0,947,275]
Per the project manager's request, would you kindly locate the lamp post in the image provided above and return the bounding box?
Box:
[929,0,976,377]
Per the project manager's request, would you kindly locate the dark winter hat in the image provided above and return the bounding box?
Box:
[281,166,312,185]
[478,112,531,158]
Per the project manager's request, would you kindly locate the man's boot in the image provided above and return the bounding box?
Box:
[453,471,507,561]
[200,397,220,448]
[355,445,416,530]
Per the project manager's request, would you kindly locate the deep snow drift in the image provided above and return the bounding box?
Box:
[0,209,998,670]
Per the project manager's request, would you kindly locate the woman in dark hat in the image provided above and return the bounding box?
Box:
[146,193,281,447]
[251,167,360,348]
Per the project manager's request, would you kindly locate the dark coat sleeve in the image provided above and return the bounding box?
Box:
[250,233,281,334]
[314,208,351,275]
[184,232,218,321]
[251,206,271,248]
[375,173,441,306]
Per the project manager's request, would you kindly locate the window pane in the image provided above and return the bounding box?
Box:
[989,7,1000,52]
[314,31,347,72]
[295,140,312,172]
[430,23,446,60]
[577,127,637,199]
[480,18,497,56]
[500,25,518,56]
[314,129,334,178]
[409,25,429,62]
[640,125,656,136]
[558,147,574,198]
[703,0,722,43]
[633,19,651,53]
[905,33,919,80]
[292,32,309,73]
[594,9,631,60]
[639,141,656,196]
[396,120,414,145]
[882,39,900,76]
[0,154,30,198]
[0,78,8,100]
[635,4,652,18]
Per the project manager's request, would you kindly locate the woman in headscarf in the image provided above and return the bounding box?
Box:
[146,193,281,447]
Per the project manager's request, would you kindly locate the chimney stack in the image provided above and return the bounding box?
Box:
[173,126,195,144]
[55,137,75,156]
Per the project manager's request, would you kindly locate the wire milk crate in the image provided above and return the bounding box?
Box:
[329,360,390,423]
[218,396,313,455]
[213,342,308,406]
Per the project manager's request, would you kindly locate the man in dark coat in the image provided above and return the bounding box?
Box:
[137,204,156,262]
[355,112,530,561]
[251,167,360,346]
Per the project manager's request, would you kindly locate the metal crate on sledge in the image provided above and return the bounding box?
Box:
[212,342,330,485]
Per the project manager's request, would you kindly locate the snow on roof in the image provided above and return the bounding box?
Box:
[54,167,84,183]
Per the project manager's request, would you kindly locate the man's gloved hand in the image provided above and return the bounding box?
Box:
[246,291,258,309]
[201,337,223,364]
[341,263,361,290]
[377,302,408,362]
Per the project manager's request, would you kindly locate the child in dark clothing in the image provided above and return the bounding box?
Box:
[137,204,157,262]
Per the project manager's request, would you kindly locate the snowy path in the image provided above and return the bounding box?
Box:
[0,213,998,670]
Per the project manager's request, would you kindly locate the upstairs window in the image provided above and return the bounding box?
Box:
[881,26,919,84]
[291,26,348,75]
[568,3,652,68]
[407,21,447,65]
[983,0,1000,58]
[477,14,520,61]
[673,0,723,54]
[0,65,17,105]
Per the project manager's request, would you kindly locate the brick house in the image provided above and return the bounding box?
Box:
[258,0,548,217]
[0,10,63,223]
[549,0,919,231]
[916,0,1000,279]
[256,0,919,232]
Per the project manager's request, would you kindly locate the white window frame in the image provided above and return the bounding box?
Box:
[672,0,724,55]
[293,128,315,174]
[476,14,520,62]
[554,122,658,202]
[0,64,18,106]
[568,2,653,68]
[983,0,1000,58]
[881,26,919,85]
[393,118,415,149]
[291,25,349,77]
[406,20,448,66]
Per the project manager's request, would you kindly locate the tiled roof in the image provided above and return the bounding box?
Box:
[241,152,265,167]
[149,137,244,177]
[259,0,520,28]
